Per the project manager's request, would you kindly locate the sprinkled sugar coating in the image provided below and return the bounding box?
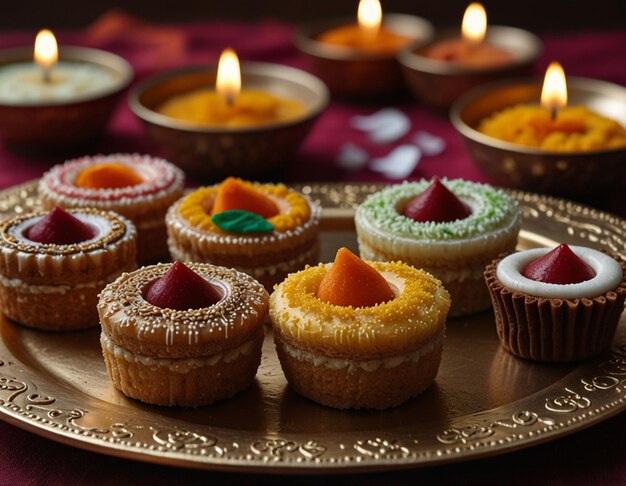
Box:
[39,153,184,204]
[0,208,129,257]
[356,179,519,241]
[166,183,321,290]
[178,181,312,234]
[270,261,450,358]
[99,263,269,358]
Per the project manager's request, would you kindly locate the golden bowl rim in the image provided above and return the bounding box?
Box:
[450,76,626,157]
[397,25,542,76]
[0,45,133,108]
[294,13,435,62]
[128,62,330,134]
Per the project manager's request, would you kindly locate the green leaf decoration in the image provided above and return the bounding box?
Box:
[211,210,274,234]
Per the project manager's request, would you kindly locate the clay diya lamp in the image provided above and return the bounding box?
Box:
[129,48,328,180]
[0,29,132,149]
[295,0,433,98]
[451,62,626,197]
[398,2,541,109]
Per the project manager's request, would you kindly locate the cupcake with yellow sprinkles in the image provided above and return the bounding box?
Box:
[166,177,321,290]
[270,247,451,410]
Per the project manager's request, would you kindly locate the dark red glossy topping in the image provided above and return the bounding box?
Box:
[522,244,596,284]
[145,261,223,310]
[26,207,95,245]
[403,178,472,223]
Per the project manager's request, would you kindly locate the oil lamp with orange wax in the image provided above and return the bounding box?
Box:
[157,48,305,128]
[316,0,411,54]
[295,2,433,97]
[421,3,514,68]
[397,4,540,108]
[478,62,626,152]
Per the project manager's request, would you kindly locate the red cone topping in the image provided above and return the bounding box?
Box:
[27,207,95,244]
[145,261,223,310]
[522,244,596,284]
[403,178,472,223]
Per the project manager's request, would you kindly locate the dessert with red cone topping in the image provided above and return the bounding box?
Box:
[99,261,269,406]
[270,247,450,409]
[27,207,96,244]
[402,178,472,223]
[485,244,626,362]
[39,153,184,264]
[522,243,595,284]
[0,207,136,330]
[356,178,521,316]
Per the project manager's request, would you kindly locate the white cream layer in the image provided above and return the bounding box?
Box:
[0,269,128,295]
[100,333,257,374]
[496,246,623,299]
[280,328,444,373]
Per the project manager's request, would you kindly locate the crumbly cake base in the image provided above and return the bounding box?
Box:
[274,333,443,410]
[0,273,127,330]
[102,332,263,407]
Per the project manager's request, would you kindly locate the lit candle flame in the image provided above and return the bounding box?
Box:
[216,48,241,107]
[34,29,58,83]
[358,0,382,40]
[461,3,487,44]
[541,61,567,120]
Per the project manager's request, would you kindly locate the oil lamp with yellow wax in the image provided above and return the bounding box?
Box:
[295,0,433,97]
[478,62,626,152]
[451,58,626,197]
[158,49,306,128]
[130,50,328,178]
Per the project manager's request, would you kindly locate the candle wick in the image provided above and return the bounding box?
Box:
[225,95,235,108]
[550,106,558,121]
[42,67,51,84]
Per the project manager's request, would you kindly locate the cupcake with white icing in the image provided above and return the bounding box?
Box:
[355,178,521,316]
[39,153,184,264]
[98,261,269,407]
[0,207,136,330]
[485,244,626,362]
[166,177,320,290]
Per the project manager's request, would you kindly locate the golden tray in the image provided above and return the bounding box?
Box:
[0,181,624,474]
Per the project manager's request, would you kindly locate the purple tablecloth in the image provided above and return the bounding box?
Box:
[0,13,624,485]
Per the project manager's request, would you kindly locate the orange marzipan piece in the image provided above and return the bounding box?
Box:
[317,248,395,308]
[211,177,279,219]
[75,163,144,189]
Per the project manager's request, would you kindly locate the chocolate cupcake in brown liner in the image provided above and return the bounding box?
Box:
[485,246,626,362]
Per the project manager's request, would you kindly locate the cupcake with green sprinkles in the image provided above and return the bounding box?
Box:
[355,178,521,316]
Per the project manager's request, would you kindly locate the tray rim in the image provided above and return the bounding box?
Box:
[0,179,624,474]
